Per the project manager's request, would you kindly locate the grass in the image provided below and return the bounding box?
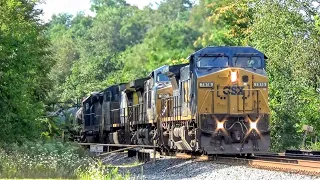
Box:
[106,161,143,168]
[307,142,320,151]
[0,140,129,179]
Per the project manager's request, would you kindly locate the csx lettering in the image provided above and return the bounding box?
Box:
[223,86,244,95]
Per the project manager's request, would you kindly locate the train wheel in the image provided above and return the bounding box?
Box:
[113,132,119,144]
[138,138,144,145]
[131,131,138,145]
[142,128,152,145]
[108,133,114,144]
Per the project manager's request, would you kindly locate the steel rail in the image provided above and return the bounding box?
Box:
[256,153,320,161]
[78,143,157,148]
[248,159,320,175]
[169,153,320,176]
[254,156,320,167]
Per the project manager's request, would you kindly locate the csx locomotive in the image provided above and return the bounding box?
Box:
[74,46,270,155]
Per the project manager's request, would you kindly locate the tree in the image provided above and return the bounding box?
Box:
[157,0,193,22]
[60,1,151,101]
[249,0,320,151]
[47,13,93,103]
[191,0,253,47]
[0,0,53,142]
[118,21,199,80]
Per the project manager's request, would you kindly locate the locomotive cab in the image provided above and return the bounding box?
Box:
[82,92,103,142]
[189,46,270,154]
[100,85,121,142]
[145,64,187,124]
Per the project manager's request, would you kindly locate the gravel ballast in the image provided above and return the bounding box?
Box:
[102,152,320,180]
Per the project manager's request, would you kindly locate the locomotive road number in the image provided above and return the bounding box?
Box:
[90,145,103,153]
[253,82,268,88]
[199,82,214,88]
[223,86,245,95]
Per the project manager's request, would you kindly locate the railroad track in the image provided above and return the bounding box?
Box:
[170,153,320,176]
[81,143,320,176]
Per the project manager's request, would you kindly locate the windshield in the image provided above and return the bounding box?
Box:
[233,56,262,68]
[197,56,229,68]
[157,73,169,82]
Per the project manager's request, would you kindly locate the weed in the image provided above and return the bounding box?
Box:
[0,140,129,179]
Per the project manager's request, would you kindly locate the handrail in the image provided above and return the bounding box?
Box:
[255,89,270,113]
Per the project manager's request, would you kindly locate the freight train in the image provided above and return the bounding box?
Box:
[72,46,270,155]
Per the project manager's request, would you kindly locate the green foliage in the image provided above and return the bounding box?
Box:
[0,140,128,179]
[55,2,152,101]
[46,12,93,103]
[191,0,253,47]
[316,15,320,33]
[0,140,88,178]
[120,21,199,78]
[45,0,320,153]
[309,142,320,151]
[76,160,129,180]
[39,117,62,139]
[0,0,53,143]
[249,0,320,151]
[47,0,199,102]
[157,0,193,22]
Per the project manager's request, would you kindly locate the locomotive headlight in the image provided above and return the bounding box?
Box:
[217,121,224,129]
[158,93,169,99]
[250,121,257,129]
[231,71,237,82]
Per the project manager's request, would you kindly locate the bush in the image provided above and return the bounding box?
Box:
[76,160,129,180]
[0,140,129,179]
[307,142,320,151]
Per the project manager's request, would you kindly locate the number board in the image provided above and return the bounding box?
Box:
[90,145,104,153]
[253,82,268,88]
[199,82,214,88]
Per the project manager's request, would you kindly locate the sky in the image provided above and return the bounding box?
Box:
[37,0,161,22]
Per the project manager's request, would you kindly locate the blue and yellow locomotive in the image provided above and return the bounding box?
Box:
[75,46,270,155]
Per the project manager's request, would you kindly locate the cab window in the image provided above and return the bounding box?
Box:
[157,73,170,82]
[233,56,262,68]
[196,56,229,68]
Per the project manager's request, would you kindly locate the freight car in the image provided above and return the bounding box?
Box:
[75,46,270,155]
